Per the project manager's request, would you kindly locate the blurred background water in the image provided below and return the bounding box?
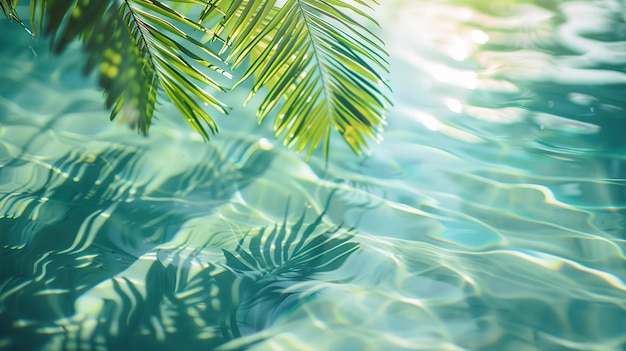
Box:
[1,0,626,350]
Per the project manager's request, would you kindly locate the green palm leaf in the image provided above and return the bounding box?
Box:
[212,0,391,157]
[26,0,230,138]
[1,0,37,35]
[3,0,391,157]
[0,0,20,24]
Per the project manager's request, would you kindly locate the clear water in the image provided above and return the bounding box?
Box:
[1,1,626,350]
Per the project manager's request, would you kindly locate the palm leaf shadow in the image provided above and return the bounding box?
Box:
[0,139,273,350]
[50,195,358,350]
[225,196,359,337]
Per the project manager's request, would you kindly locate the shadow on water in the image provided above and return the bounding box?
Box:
[0,137,359,351]
[0,139,278,350]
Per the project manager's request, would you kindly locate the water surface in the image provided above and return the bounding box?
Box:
[1,1,626,350]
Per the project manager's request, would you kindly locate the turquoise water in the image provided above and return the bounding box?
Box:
[1,1,626,350]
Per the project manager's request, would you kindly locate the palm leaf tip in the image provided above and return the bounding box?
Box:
[1,0,33,34]
[220,0,392,158]
[1,0,18,21]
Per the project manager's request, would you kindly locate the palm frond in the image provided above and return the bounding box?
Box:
[212,0,391,157]
[4,0,391,157]
[27,0,230,138]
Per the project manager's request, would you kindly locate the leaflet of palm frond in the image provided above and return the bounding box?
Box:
[0,0,14,19]
[215,0,391,158]
[0,0,28,31]
[212,0,276,54]
[223,199,359,279]
[125,0,231,137]
[28,0,156,133]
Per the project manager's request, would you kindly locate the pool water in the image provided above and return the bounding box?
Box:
[1,1,625,350]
